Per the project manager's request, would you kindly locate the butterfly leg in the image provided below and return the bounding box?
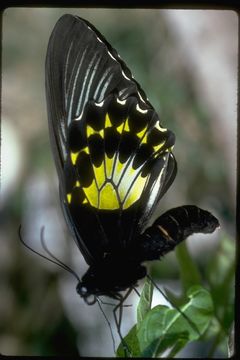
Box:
[96,297,116,354]
[113,288,133,356]
[133,286,141,297]
[99,297,132,308]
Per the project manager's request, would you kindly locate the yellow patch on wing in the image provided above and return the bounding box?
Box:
[92,162,105,188]
[71,147,89,165]
[76,156,147,210]
[112,155,125,184]
[141,133,148,144]
[70,151,79,165]
[82,180,99,207]
[67,193,72,204]
[105,155,115,179]
[105,113,112,128]
[87,125,104,138]
[153,142,165,152]
[123,174,147,209]
[124,118,130,132]
[99,183,119,209]
[86,125,95,137]
[67,99,174,211]
[118,160,147,210]
[136,126,148,139]
[116,122,125,134]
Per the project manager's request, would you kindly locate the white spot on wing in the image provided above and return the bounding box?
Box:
[96,36,103,44]
[95,99,105,107]
[137,91,146,104]
[121,70,131,81]
[75,111,83,121]
[116,98,127,105]
[75,98,105,121]
[136,103,148,114]
[107,50,117,61]
[155,122,167,132]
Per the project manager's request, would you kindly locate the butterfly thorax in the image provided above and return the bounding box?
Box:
[76,254,146,302]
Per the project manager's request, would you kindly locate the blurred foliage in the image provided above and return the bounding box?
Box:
[0,232,79,355]
[1,8,235,357]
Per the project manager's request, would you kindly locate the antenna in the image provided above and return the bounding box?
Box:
[18,225,81,283]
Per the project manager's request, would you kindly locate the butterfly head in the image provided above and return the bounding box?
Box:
[76,267,106,304]
[76,282,97,305]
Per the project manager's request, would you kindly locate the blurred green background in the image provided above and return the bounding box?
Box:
[1,8,237,357]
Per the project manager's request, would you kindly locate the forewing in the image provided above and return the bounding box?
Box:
[45,14,149,178]
[46,14,177,264]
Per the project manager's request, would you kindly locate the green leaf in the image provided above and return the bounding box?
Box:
[140,338,160,358]
[137,277,153,329]
[207,235,235,288]
[141,331,189,358]
[137,285,214,357]
[166,332,189,358]
[175,241,202,294]
[116,325,140,357]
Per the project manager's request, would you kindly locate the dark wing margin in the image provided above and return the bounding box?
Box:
[45,14,151,179]
[137,205,220,261]
[59,186,96,264]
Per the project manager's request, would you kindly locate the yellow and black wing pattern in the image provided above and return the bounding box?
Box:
[46,15,219,269]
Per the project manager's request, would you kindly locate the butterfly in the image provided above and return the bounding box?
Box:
[43,13,219,351]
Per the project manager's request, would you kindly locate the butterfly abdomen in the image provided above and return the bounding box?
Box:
[138,205,220,261]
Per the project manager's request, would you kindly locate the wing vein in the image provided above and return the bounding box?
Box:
[64,41,73,108]
[67,47,88,125]
[93,67,112,99]
[76,54,101,116]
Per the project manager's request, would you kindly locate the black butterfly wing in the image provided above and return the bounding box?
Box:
[46,14,176,265]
